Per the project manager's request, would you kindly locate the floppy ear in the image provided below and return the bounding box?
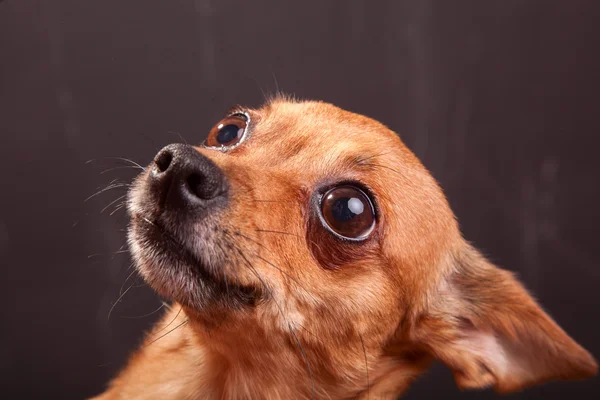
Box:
[414,245,597,393]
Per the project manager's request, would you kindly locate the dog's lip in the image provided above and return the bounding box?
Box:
[135,215,176,243]
[139,216,164,232]
[131,214,262,303]
[133,214,204,267]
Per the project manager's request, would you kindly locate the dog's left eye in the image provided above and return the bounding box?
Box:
[321,185,375,240]
[205,114,248,148]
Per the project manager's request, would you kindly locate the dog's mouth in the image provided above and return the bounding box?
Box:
[136,216,202,266]
[129,214,261,310]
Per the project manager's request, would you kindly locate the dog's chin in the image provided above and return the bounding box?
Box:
[128,216,260,312]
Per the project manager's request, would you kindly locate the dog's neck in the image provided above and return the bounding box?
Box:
[140,307,430,400]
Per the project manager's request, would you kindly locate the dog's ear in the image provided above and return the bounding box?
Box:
[413,245,597,393]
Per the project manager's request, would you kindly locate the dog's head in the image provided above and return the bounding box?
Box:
[127,98,597,397]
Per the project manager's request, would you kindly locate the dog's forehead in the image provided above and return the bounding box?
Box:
[242,100,406,166]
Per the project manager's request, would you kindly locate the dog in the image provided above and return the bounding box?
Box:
[93,97,597,399]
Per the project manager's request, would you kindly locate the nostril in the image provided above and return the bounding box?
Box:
[155,150,173,173]
[186,173,205,199]
[186,172,220,200]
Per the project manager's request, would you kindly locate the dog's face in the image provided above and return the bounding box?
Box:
[127,99,596,397]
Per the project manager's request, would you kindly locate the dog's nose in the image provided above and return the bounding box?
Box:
[150,143,227,211]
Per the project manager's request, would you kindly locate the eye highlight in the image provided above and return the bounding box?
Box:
[204,113,249,149]
[320,185,376,240]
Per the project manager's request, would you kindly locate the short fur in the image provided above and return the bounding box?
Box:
[93,98,597,399]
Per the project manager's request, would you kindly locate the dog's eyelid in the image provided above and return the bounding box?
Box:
[224,105,245,117]
[318,180,379,210]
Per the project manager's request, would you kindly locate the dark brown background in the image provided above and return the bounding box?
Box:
[1,0,599,399]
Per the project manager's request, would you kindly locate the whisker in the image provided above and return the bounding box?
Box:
[233,232,300,279]
[89,245,128,261]
[107,283,135,322]
[144,319,189,348]
[230,231,320,303]
[110,244,129,260]
[98,177,120,189]
[101,195,127,213]
[245,199,295,203]
[359,333,370,400]
[255,256,317,302]
[154,307,183,335]
[362,162,403,177]
[245,74,269,102]
[223,265,230,299]
[227,231,285,280]
[297,323,320,340]
[168,130,189,145]
[231,186,255,197]
[119,268,137,296]
[290,324,316,400]
[142,217,182,247]
[254,228,322,250]
[230,232,320,326]
[110,203,127,216]
[233,246,272,296]
[136,131,162,153]
[233,243,321,335]
[100,165,144,175]
[86,157,145,170]
[230,243,299,331]
[120,302,166,319]
[271,69,281,95]
[233,246,290,332]
[254,229,301,238]
[356,151,393,163]
[85,183,130,202]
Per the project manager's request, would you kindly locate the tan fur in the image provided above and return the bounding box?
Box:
[93,98,597,399]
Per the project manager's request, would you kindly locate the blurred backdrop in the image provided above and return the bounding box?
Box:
[1,0,599,399]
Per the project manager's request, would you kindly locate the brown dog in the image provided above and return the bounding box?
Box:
[94,98,597,399]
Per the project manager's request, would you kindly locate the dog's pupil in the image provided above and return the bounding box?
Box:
[217,124,240,144]
[332,197,363,222]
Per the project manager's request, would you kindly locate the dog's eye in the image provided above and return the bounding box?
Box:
[205,114,248,148]
[321,186,375,240]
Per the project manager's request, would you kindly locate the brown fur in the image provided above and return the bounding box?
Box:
[93,98,597,399]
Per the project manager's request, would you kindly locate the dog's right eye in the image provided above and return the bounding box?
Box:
[204,113,248,148]
[320,185,375,240]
